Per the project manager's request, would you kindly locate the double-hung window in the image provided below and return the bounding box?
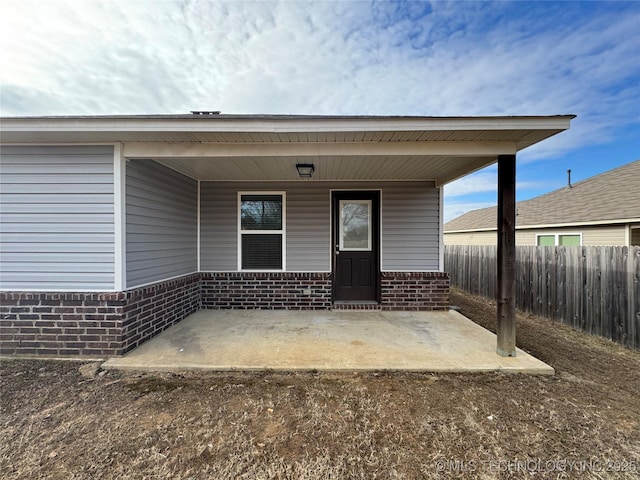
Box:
[238,193,285,270]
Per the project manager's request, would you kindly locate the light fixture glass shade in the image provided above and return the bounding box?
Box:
[296,163,315,178]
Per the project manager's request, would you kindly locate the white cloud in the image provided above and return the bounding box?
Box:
[0,0,638,161]
[2,0,636,225]
[444,201,495,224]
[444,167,560,199]
[443,165,565,222]
[444,171,497,198]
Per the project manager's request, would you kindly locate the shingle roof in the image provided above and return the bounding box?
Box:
[445,160,640,231]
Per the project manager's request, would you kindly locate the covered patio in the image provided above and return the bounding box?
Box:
[1,114,573,360]
[102,309,553,374]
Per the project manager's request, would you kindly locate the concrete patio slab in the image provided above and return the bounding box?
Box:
[102,310,554,374]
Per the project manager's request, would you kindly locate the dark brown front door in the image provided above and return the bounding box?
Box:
[333,191,379,302]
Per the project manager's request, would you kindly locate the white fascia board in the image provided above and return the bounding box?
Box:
[0,115,575,134]
[444,228,500,234]
[445,217,640,233]
[517,219,640,229]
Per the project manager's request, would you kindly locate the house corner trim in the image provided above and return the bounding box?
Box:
[113,143,127,290]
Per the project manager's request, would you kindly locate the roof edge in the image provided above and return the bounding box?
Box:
[0,114,576,134]
[445,217,640,233]
[0,113,578,121]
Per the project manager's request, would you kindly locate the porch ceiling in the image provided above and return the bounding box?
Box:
[1,114,574,185]
[152,155,495,183]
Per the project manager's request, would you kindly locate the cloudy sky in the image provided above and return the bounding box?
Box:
[1,0,638,221]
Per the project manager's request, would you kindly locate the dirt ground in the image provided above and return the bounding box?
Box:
[1,288,639,479]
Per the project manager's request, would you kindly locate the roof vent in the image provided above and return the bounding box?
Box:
[190,111,221,115]
[566,169,573,189]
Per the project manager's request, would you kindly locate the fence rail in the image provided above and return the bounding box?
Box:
[444,245,640,350]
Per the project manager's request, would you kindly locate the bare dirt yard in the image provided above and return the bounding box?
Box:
[1,288,639,479]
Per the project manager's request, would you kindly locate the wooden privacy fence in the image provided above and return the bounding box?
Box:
[444,245,640,349]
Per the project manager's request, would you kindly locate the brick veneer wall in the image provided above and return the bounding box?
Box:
[0,291,125,356]
[1,271,450,357]
[121,274,200,353]
[380,272,450,311]
[0,274,200,357]
[201,272,332,309]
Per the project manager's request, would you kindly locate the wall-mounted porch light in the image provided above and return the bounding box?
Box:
[296,163,315,178]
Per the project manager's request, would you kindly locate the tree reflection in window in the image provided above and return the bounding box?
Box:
[241,195,282,230]
[342,202,370,249]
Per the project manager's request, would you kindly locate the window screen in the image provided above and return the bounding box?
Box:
[242,234,282,269]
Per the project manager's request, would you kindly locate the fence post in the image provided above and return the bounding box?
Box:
[629,246,639,349]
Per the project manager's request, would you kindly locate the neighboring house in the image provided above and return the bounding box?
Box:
[0,114,573,357]
[444,160,640,246]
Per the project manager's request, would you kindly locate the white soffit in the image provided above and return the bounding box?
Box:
[153,155,495,183]
[1,114,574,183]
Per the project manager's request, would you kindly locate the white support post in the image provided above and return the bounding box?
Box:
[113,143,127,291]
[197,180,201,272]
[439,186,445,272]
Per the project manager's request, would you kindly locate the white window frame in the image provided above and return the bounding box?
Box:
[338,199,372,251]
[237,191,286,271]
[536,232,583,246]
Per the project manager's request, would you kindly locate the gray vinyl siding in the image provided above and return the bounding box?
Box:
[200,182,239,271]
[200,181,439,272]
[0,145,115,290]
[381,183,440,270]
[200,182,330,271]
[287,185,331,270]
[126,160,197,288]
[443,231,497,246]
[445,224,630,246]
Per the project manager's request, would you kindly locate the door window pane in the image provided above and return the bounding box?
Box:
[340,200,371,250]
